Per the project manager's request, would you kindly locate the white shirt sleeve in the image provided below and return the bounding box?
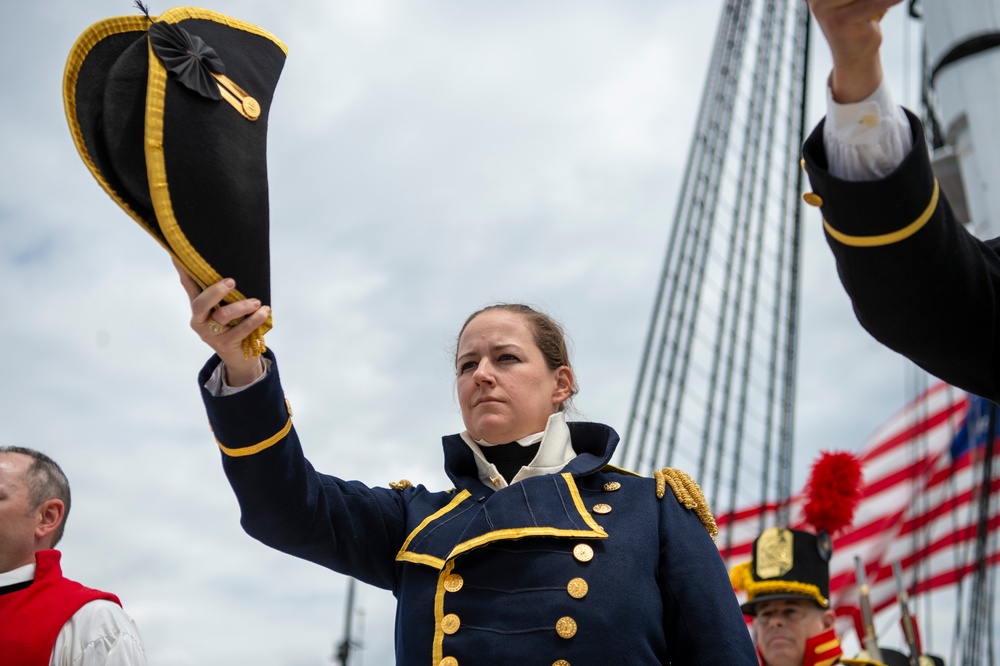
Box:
[49,599,147,666]
[204,356,273,396]
[822,78,913,181]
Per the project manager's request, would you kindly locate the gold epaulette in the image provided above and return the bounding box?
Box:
[389,479,413,491]
[653,467,718,539]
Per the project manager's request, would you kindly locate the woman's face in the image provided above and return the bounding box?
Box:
[456,310,573,443]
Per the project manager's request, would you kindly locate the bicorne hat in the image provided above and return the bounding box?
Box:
[63,5,286,356]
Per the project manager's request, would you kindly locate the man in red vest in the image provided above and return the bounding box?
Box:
[0,446,146,665]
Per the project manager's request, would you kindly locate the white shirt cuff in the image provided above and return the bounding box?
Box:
[822,78,913,181]
[205,357,272,397]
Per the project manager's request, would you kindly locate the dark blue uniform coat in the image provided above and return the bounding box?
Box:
[802,110,1000,401]
[200,352,757,665]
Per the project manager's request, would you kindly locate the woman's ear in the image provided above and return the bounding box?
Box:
[552,366,574,406]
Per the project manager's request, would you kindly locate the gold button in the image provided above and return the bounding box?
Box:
[572,543,594,562]
[602,481,621,492]
[591,503,612,514]
[555,616,578,639]
[802,192,824,207]
[284,399,293,417]
[441,614,460,635]
[861,113,878,128]
[553,662,571,666]
[567,578,588,599]
[444,573,464,593]
[243,96,261,120]
[440,658,458,666]
[490,476,502,487]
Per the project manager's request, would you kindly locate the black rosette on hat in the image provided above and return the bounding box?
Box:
[63,5,286,356]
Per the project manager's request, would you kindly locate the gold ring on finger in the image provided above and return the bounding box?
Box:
[209,321,223,334]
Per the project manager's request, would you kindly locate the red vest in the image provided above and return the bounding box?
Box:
[0,550,121,666]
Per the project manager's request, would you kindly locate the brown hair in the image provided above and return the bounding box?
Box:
[456,303,578,410]
[0,446,71,547]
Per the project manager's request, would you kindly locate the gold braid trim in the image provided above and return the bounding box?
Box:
[389,479,413,491]
[653,467,718,539]
[744,579,828,608]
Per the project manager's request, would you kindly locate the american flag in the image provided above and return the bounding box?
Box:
[716,381,1000,632]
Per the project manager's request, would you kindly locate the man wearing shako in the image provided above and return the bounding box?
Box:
[731,452,885,666]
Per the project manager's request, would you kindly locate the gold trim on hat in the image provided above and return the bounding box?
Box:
[63,15,168,251]
[745,579,828,609]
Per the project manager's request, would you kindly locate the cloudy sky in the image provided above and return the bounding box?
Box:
[0,1,955,664]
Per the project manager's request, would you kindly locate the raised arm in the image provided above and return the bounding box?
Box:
[801,2,1000,400]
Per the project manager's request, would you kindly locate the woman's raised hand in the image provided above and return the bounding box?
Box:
[174,259,268,387]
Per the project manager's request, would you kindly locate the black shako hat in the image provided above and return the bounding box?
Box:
[733,526,833,615]
[63,6,286,355]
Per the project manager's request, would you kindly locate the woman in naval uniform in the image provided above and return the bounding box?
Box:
[178,271,757,665]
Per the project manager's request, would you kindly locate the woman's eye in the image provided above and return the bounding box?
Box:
[460,361,477,373]
[498,353,518,362]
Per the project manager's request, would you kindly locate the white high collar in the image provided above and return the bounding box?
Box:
[460,412,576,490]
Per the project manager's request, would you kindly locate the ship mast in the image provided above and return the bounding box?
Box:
[619,0,810,531]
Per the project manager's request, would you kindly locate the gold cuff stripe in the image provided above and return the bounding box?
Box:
[217,417,292,457]
[823,179,940,248]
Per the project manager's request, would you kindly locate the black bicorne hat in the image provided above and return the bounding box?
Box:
[63,6,286,355]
